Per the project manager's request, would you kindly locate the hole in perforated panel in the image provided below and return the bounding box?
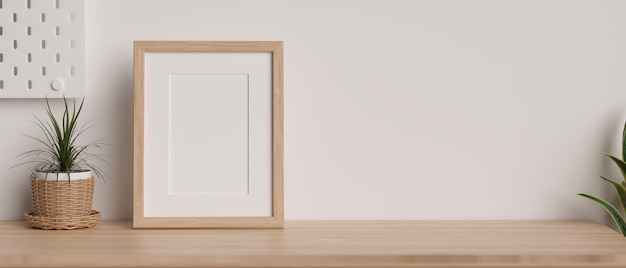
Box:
[12,13,16,22]
[0,80,3,89]
[55,53,60,63]
[27,0,30,8]
[27,26,31,36]
[41,13,45,22]
[55,26,60,36]
[70,66,75,76]
[42,66,46,76]
[69,39,75,49]
[0,27,3,36]
[28,80,32,89]
[0,53,3,62]
[55,0,59,9]
[13,40,17,49]
[0,0,2,9]
[27,53,31,63]
[69,12,75,22]
[13,67,18,76]
[41,40,46,49]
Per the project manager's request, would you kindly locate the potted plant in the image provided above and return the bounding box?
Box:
[17,97,105,230]
[579,122,626,236]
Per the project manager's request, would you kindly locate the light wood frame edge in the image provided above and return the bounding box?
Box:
[133,41,284,229]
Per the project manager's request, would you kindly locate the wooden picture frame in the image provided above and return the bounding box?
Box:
[133,41,283,228]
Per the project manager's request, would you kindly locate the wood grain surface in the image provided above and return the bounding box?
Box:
[1,221,626,267]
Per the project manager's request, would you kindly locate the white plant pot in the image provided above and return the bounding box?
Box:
[32,170,93,181]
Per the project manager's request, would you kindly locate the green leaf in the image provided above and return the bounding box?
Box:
[578,193,626,236]
[622,121,626,161]
[605,154,626,182]
[600,176,626,214]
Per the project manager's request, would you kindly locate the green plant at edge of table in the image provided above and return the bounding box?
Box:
[13,97,107,181]
[579,122,626,236]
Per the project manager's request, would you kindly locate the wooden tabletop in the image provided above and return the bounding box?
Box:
[1,221,626,267]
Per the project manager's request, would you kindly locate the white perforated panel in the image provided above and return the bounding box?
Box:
[0,0,84,98]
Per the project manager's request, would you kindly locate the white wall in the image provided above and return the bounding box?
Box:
[0,0,625,221]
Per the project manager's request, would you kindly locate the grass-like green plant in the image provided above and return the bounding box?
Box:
[578,122,626,236]
[14,97,106,181]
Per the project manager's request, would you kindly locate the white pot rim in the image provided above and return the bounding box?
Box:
[32,170,93,180]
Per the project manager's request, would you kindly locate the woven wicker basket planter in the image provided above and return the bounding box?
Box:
[25,210,101,230]
[26,171,100,230]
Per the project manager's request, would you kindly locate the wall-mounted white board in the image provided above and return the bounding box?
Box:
[0,0,84,98]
